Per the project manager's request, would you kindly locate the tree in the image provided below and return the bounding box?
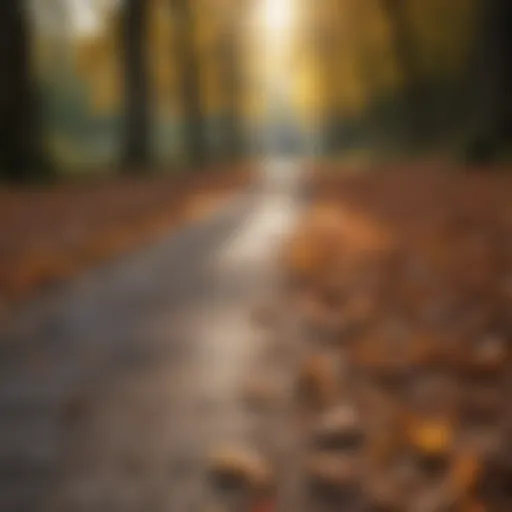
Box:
[217,24,244,158]
[172,0,208,166]
[0,1,47,180]
[380,0,425,144]
[121,0,152,168]
[470,0,512,160]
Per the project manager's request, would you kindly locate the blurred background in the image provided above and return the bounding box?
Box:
[1,0,511,179]
[1,2,512,511]
[1,2,512,512]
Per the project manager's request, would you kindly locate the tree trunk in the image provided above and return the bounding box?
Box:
[172,0,207,166]
[474,0,512,154]
[218,28,244,159]
[0,1,45,180]
[380,0,426,145]
[121,0,151,169]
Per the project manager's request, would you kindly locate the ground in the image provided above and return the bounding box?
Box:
[283,163,512,511]
[0,161,511,511]
[0,167,249,316]
[0,161,304,511]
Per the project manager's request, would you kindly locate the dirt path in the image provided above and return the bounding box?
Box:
[0,160,305,511]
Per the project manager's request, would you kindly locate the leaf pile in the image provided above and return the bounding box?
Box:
[285,166,512,510]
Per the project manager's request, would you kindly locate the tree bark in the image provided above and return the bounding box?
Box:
[121,0,151,169]
[0,1,45,180]
[380,0,426,144]
[172,0,207,166]
[218,28,244,159]
[475,0,512,149]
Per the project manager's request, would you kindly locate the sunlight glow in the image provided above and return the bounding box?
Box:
[72,0,99,37]
[256,0,296,59]
[251,0,298,108]
[261,0,294,33]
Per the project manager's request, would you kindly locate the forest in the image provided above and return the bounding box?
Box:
[1,2,512,512]
[1,0,511,180]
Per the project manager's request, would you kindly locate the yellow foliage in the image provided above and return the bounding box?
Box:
[409,0,478,78]
[296,0,477,119]
[63,0,479,122]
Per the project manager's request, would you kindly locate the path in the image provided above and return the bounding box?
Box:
[0,160,305,511]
